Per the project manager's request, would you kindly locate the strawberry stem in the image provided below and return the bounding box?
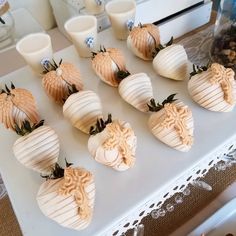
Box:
[147,93,177,112]
[41,159,73,180]
[189,63,210,79]
[41,59,62,74]
[91,45,107,60]
[15,120,44,136]
[89,114,113,135]
[116,70,131,83]
[153,36,174,58]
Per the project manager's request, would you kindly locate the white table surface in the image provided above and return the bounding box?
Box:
[0,27,236,236]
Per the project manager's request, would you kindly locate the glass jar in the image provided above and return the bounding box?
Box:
[0,0,14,49]
[210,0,236,71]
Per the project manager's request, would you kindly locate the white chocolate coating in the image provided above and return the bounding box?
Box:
[37,173,95,230]
[188,70,236,112]
[63,90,103,134]
[148,101,194,152]
[88,120,137,171]
[13,125,59,174]
[153,44,188,81]
[118,73,153,112]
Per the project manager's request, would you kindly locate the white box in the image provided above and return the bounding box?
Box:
[50,0,212,41]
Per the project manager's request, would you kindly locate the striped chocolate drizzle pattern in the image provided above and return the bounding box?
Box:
[118,73,153,112]
[188,68,236,112]
[13,126,59,173]
[63,90,103,134]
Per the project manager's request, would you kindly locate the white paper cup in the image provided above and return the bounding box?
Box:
[84,0,104,15]
[16,33,53,74]
[64,15,97,58]
[105,0,136,40]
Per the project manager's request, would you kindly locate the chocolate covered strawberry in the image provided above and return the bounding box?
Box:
[88,114,137,171]
[117,70,154,112]
[41,59,83,104]
[37,161,95,230]
[63,86,103,134]
[148,94,194,152]
[127,23,160,60]
[0,83,39,130]
[188,63,236,112]
[152,37,189,81]
[91,46,127,87]
[13,120,59,174]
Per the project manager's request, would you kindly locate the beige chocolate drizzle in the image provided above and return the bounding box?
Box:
[102,121,135,167]
[130,24,160,59]
[161,103,193,146]
[92,48,127,87]
[210,63,235,105]
[0,88,39,130]
[58,167,93,220]
[42,62,83,104]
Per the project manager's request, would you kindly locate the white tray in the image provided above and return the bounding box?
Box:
[1,27,236,236]
[189,198,236,236]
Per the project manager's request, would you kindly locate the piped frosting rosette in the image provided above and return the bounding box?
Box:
[41,60,137,171]
[0,83,59,174]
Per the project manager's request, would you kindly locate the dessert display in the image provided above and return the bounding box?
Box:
[41,59,83,104]
[127,23,160,60]
[37,161,95,230]
[91,46,127,87]
[63,88,103,134]
[148,94,194,152]
[5,18,236,234]
[88,114,137,171]
[188,63,236,112]
[152,37,189,81]
[0,84,59,173]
